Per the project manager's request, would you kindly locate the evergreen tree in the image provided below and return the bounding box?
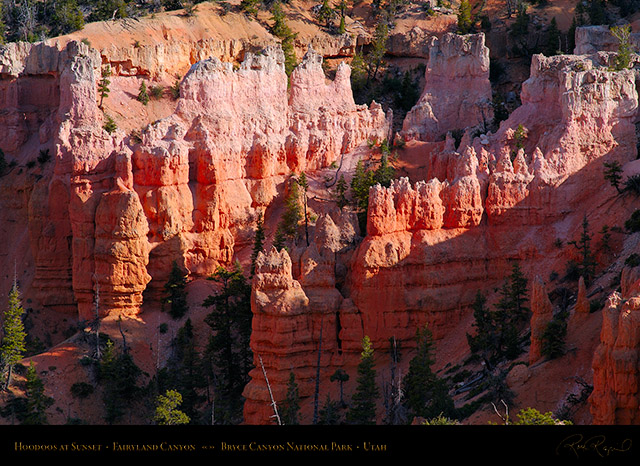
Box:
[457,0,472,34]
[137,80,150,105]
[402,326,455,420]
[280,371,301,425]
[23,361,53,425]
[270,2,298,77]
[250,212,266,277]
[1,284,27,390]
[603,160,624,193]
[203,263,253,423]
[154,389,190,425]
[318,394,341,424]
[297,172,310,246]
[543,17,561,56]
[347,336,379,424]
[274,178,303,248]
[164,261,189,319]
[98,339,142,424]
[611,24,634,71]
[366,20,388,82]
[330,368,349,406]
[335,174,348,209]
[157,319,206,423]
[50,0,85,36]
[568,215,597,285]
[316,0,335,28]
[98,64,111,109]
[90,0,130,21]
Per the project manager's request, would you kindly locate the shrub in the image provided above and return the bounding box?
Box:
[70,382,94,399]
[103,115,117,134]
[137,81,150,105]
[624,173,640,195]
[625,253,640,267]
[625,210,640,233]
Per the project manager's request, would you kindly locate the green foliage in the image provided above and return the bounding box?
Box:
[457,0,473,34]
[510,2,530,38]
[154,389,190,425]
[541,309,569,359]
[350,153,396,233]
[625,253,640,267]
[543,17,561,56]
[334,174,349,209]
[611,24,634,71]
[137,81,150,105]
[96,65,110,100]
[625,209,640,233]
[89,0,130,22]
[316,0,336,28]
[402,326,456,420]
[513,407,572,425]
[624,173,640,195]
[70,382,94,399]
[170,79,181,100]
[203,264,253,423]
[274,178,303,249]
[50,0,85,36]
[240,0,260,18]
[22,361,54,425]
[347,336,379,424]
[270,2,298,77]
[1,284,27,389]
[279,371,301,425]
[164,261,189,319]
[156,319,207,423]
[250,213,266,277]
[603,160,624,193]
[318,394,342,424]
[103,114,117,134]
[467,263,530,367]
[422,414,461,425]
[367,20,389,82]
[568,215,597,284]
[97,339,143,424]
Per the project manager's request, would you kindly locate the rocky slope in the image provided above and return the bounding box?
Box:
[1,2,640,426]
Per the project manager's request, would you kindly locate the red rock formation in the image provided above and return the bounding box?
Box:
[590,267,640,424]
[401,32,492,141]
[529,276,554,365]
[5,39,388,320]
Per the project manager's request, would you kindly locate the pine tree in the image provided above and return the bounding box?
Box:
[366,20,388,82]
[347,336,379,424]
[280,371,301,425]
[543,17,561,56]
[98,65,111,109]
[275,178,303,247]
[23,361,53,425]
[457,0,472,34]
[603,160,624,193]
[157,319,205,423]
[330,368,349,407]
[611,25,634,71]
[154,389,190,425]
[98,339,142,424]
[1,284,27,390]
[335,174,348,209]
[297,172,310,246]
[270,2,298,77]
[568,215,597,285]
[203,263,253,423]
[250,212,266,277]
[402,326,455,420]
[164,261,189,319]
[138,80,150,105]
